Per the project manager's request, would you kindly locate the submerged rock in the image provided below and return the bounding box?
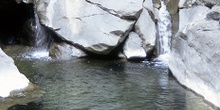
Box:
[0,48,29,97]
[169,5,220,108]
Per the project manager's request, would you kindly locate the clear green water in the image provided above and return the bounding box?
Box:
[3,46,215,110]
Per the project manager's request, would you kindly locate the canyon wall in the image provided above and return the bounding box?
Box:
[169,0,220,107]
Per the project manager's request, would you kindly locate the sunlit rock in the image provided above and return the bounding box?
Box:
[135,9,156,55]
[123,32,146,60]
[35,0,140,55]
[0,48,29,97]
[169,5,220,108]
[84,0,143,19]
[143,0,160,20]
[178,6,209,32]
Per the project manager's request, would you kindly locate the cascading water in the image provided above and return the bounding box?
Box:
[33,10,51,50]
[24,10,51,60]
[156,0,172,64]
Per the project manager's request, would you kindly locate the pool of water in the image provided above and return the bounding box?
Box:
[3,46,215,110]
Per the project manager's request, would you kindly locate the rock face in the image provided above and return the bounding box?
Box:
[30,0,160,60]
[35,0,141,55]
[123,32,146,60]
[135,9,157,54]
[0,48,29,97]
[169,5,220,107]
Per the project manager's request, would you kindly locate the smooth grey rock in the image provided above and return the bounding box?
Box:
[179,0,188,8]
[49,43,87,60]
[35,0,136,55]
[143,0,154,13]
[123,32,146,60]
[170,6,220,108]
[143,0,160,20]
[178,6,209,32]
[0,48,29,97]
[135,9,156,54]
[85,0,143,19]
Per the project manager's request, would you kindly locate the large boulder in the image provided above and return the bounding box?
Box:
[123,32,146,60]
[0,48,30,97]
[169,6,220,107]
[135,9,157,55]
[84,0,143,19]
[35,0,143,55]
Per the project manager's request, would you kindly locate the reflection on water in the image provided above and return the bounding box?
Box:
[3,46,215,110]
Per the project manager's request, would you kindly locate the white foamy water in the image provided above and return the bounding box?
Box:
[22,12,51,60]
[23,50,51,60]
[157,1,172,64]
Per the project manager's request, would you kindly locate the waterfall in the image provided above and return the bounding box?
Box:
[24,11,51,60]
[34,12,50,49]
[156,0,172,64]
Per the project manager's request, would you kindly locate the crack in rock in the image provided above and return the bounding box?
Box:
[85,0,138,20]
[85,0,121,18]
[73,13,109,21]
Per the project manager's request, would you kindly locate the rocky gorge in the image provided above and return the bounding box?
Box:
[0,0,220,109]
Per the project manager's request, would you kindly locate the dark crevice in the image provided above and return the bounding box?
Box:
[0,0,35,45]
